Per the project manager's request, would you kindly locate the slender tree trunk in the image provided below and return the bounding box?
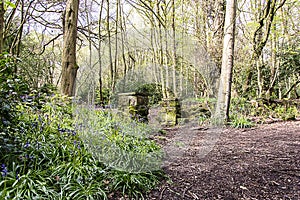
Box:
[10,0,32,58]
[15,0,25,57]
[61,0,79,96]
[157,1,166,98]
[266,27,278,98]
[85,0,95,105]
[120,3,127,79]
[214,0,237,125]
[211,0,225,70]
[256,58,263,98]
[114,0,120,88]
[0,0,5,54]
[171,0,177,97]
[107,0,114,92]
[179,1,185,96]
[98,0,104,104]
[162,3,169,98]
[149,15,159,89]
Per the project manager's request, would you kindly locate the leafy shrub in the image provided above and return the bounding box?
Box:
[0,94,107,199]
[0,55,30,162]
[0,56,163,199]
[1,99,163,199]
[93,87,111,106]
[180,98,214,126]
[230,97,299,122]
[229,115,254,128]
[135,83,163,105]
[75,105,163,174]
[108,170,163,199]
[272,105,298,121]
[230,97,254,116]
[0,56,28,126]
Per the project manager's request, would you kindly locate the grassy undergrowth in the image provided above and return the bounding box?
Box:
[229,114,254,128]
[0,56,163,199]
[228,97,299,128]
[75,106,163,173]
[0,96,164,199]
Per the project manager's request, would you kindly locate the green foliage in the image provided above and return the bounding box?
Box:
[135,83,163,105]
[1,94,107,199]
[75,106,163,174]
[108,170,163,199]
[230,97,299,123]
[1,96,162,199]
[0,56,163,199]
[272,105,298,121]
[279,46,300,76]
[180,98,214,126]
[16,40,58,90]
[229,115,254,128]
[230,97,253,116]
[0,55,29,154]
[277,45,300,98]
[95,87,110,105]
[4,1,16,9]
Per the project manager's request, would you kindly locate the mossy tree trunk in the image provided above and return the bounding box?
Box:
[61,0,79,96]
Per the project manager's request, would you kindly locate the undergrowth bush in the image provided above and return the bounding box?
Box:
[135,83,163,105]
[77,108,163,170]
[0,55,163,199]
[230,97,299,123]
[1,94,107,199]
[230,97,253,116]
[272,105,298,121]
[229,114,254,128]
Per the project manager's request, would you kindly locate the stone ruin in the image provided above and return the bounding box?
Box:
[117,92,149,122]
[117,92,181,126]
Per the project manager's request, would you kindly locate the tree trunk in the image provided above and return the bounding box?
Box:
[61,0,79,96]
[211,0,225,70]
[214,0,237,125]
[157,1,166,99]
[98,0,104,104]
[120,3,127,81]
[114,0,120,90]
[171,0,177,97]
[0,0,4,54]
[106,0,114,92]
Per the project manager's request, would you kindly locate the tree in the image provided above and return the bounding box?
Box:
[61,0,79,96]
[214,0,237,124]
[98,0,105,104]
[242,0,287,97]
[0,0,4,54]
[106,0,114,92]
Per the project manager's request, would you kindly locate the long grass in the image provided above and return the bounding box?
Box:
[1,95,163,199]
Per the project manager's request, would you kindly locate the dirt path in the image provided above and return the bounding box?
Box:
[148,121,300,200]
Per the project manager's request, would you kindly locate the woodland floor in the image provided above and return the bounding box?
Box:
[146,120,300,200]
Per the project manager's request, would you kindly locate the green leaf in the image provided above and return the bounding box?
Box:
[4,1,16,10]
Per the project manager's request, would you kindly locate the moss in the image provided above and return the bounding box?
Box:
[158,107,177,126]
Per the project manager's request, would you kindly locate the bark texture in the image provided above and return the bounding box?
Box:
[0,0,4,54]
[61,0,79,96]
[214,0,237,124]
